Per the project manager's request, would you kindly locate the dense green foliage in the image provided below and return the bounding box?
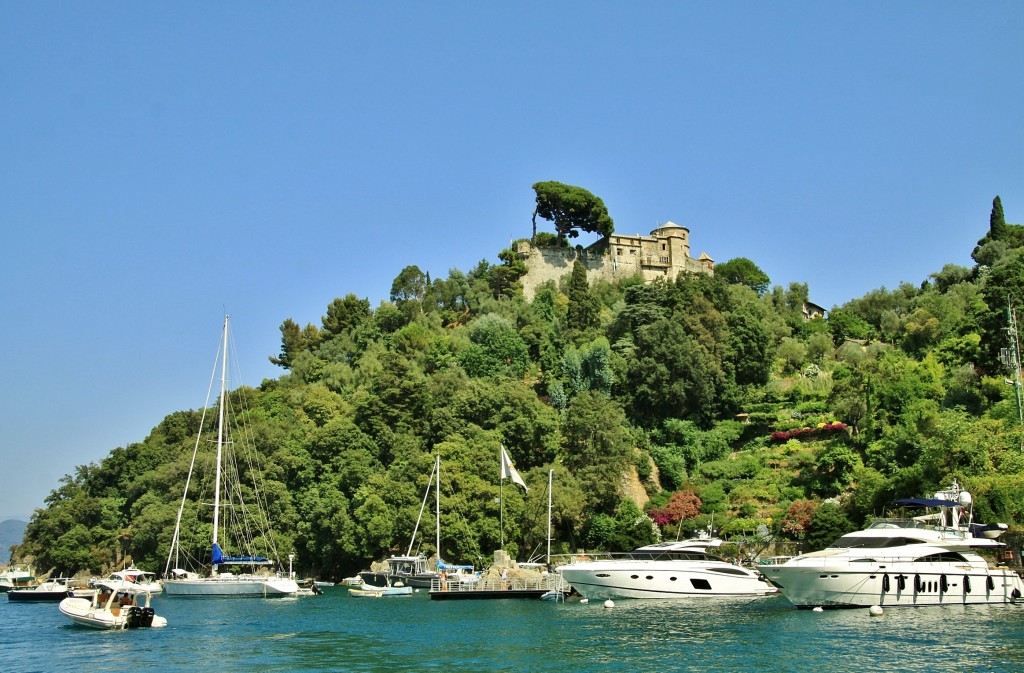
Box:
[17,197,1024,578]
[531,181,614,242]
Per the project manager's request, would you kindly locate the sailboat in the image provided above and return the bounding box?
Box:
[360,454,443,589]
[162,315,299,598]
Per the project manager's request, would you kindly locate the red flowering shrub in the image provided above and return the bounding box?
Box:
[647,490,702,526]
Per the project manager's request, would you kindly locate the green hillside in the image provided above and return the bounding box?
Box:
[17,194,1024,580]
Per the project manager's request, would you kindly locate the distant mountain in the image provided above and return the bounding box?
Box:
[0,519,27,564]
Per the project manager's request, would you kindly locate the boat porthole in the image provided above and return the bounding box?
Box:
[646,576,653,580]
[630,575,639,580]
[669,577,677,581]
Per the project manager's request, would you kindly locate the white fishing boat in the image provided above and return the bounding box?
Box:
[95,567,162,594]
[6,577,76,602]
[59,582,168,630]
[361,454,449,589]
[162,315,299,598]
[762,480,1024,608]
[556,531,777,600]
[0,565,36,593]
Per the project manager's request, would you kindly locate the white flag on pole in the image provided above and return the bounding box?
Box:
[500,445,529,493]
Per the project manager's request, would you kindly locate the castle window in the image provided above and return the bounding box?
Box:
[661,243,666,251]
[617,248,622,255]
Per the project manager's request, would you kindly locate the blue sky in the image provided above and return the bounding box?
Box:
[2,2,1022,520]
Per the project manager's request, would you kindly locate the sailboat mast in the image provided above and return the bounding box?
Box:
[212,314,229,563]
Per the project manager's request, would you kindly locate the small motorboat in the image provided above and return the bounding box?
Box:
[348,581,413,598]
[7,577,76,602]
[59,582,168,630]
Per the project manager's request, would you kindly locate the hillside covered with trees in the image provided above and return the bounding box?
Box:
[14,192,1024,579]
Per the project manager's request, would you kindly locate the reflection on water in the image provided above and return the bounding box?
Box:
[2,589,1022,673]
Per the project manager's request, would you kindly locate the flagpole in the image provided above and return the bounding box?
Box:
[546,468,553,567]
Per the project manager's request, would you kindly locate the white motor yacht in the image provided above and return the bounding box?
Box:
[762,480,1024,608]
[556,533,777,600]
[96,567,162,594]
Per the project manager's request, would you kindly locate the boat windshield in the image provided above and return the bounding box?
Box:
[829,535,923,549]
[630,551,720,562]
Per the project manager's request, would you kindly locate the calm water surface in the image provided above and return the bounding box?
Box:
[2,589,1022,673]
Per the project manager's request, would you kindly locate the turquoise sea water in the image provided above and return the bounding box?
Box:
[2,589,1022,673]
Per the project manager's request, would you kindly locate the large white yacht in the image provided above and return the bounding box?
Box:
[762,480,1024,608]
[556,532,777,600]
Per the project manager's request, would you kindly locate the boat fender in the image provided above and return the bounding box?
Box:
[986,576,995,592]
[1012,588,1022,601]
[914,574,923,593]
[881,574,890,593]
[896,575,906,592]
[940,575,948,593]
[963,575,971,594]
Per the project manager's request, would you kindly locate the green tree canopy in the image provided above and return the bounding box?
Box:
[714,257,770,296]
[531,181,614,242]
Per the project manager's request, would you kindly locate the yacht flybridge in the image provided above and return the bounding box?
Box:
[762,480,1024,608]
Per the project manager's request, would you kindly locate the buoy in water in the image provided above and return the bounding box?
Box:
[869,605,884,617]
[812,606,824,612]
[603,599,615,608]
[580,598,589,604]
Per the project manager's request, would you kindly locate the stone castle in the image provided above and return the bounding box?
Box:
[516,220,714,300]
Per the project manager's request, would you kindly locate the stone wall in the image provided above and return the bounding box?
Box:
[516,232,713,300]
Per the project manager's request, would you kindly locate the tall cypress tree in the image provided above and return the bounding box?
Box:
[566,260,600,337]
[990,195,1007,240]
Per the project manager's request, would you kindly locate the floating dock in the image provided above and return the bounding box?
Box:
[428,574,569,600]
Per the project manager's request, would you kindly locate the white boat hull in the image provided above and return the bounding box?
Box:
[763,563,1024,608]
[557,561,777,600]
[163,576,299,597]
[348,584,413,597]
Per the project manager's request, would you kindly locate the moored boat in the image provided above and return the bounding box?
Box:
[348,581,413,597]
[161,316,298,598]
[7,577,76,602]
[94,567,162,594]
[0,566,36,593]
[555,533,777,600]
[762,480,1024,608]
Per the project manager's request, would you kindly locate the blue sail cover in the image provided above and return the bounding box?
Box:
[212,543,270,565]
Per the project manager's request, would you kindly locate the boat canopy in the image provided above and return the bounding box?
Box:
[438,561,474,572]
[892,497,959,508]
[212,543,270,565]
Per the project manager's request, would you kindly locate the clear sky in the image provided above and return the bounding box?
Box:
[2,2,1022,520]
